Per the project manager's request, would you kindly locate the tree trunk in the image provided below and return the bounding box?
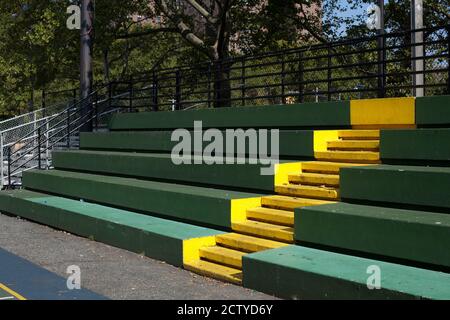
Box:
[213,60,232,108]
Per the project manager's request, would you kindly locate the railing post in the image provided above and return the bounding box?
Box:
[241,57,246,106]
[447,24,450,95]
[7,147,11,188]
[207,64,212,109]
[0,133,3,189]
[327,44,332,101]
[281,55,286,104]
[152,71,158,111]
[377,32,386,98]
[175,69,182,110]
[94,91,99,130]
[46,121,49,169]
[67,110,71,149]
[129,77,134,112]
[108,82,113,110]
[298,51,304,103]
[37,127,41,170]
[42,89,47,117]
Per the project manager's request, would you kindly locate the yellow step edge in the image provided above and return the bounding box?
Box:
[199,246,245,269]
[338,130,380,140]
[216,233,289,253]
[327,140,379,151]
[288,172,340,187]
[232,220,294,243]
[184,260,242,285]
[301,161,373,174]
[261,195,335,210]
[246,207,294,226]
[315,151,381,164]
[275,184,339,200]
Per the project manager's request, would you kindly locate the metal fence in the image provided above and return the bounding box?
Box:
[120,25,449,111]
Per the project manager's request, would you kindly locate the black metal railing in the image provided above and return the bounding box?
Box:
[123,25,449,110]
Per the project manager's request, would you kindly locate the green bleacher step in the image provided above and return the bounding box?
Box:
[243,245,450,300]
[0,190,223,267]
[22,170,262,229]
[340,165,450,210]
[294,202,450,268]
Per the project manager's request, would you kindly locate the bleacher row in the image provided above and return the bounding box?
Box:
[0,96,449,299]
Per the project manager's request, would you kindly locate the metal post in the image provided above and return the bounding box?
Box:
[42,89,47,117]
[7,147,11,188]
[281,56,286,104]
[0,134,4,189]
[45,121,49,169]
[447,24,450,94]
[298,51,304,103]
[129,77,134,112]
[207,64,212,108]
[152,71,158,111]
[411,0,424,97]
[327,44,332,101]
[37,128,41,170]
[377,0,385,98]
[80,0,94,132]
[108,82,113,110]
[94,91,99,130]
[175,70,181,110]
[241,57,246,106]
[67,110,71,149]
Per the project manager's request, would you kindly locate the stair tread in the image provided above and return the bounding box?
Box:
[338,130,380,140]
[327,140,379,150]
[199,246,245,269]
[275,184,339,200]
[315,151,380,163]
[247,207,294,226]
[216,233,288,252]
[288,172,340,186]
[261,195,335,210]
[232,220,294,243]
[184,259,242,285]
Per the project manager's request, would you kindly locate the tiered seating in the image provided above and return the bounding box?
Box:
[1,97,450,299]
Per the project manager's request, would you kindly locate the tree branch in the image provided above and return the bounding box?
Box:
[185,0,218,25]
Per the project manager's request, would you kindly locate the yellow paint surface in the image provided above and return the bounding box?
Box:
[350,97,415,126]
[183,236,217,264]
[230,197,261,223]
[0,283,26,300]
[313,130,339,152]
[274,162,303,186]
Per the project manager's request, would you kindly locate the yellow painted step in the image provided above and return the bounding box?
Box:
[232,220,294,243]
[216,233,288,253]
[199,246,245,269]
[184,259,242,285]
[327,140,379,151]
[246,207,294,226]
[338,130,380,140]
[288,172,340,187]
[301,161,371,174]
[275,184,339,200]
[261,195,335,210]
[315,151,380,164]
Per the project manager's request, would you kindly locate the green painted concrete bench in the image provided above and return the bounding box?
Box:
[0,190,223,267]
[243,245,450,300]
[23,170,261,229]
[340,165,450,210]
[108,101,350,130]
[294,202,450,269]
[381,129,450,163]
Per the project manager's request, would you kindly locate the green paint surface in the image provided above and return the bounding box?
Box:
[109,101,350,130]
[243,245,450,300]
[80,130,314,159]
[0,190,223,266]
[416,95,450,126]
[294,203,450,268]
[23,170,261,228]
[52,150,276,192]
[381,129,450,161]
[340,165,450,209]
